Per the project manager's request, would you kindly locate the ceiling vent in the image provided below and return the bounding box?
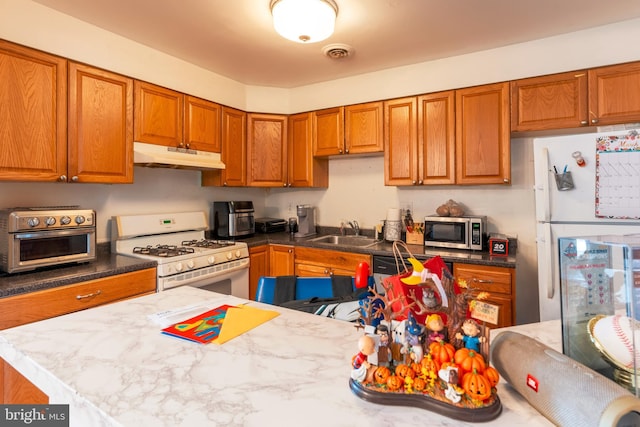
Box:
[322,43,354,59]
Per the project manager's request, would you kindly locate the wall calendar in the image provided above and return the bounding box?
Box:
[595,130,640,219]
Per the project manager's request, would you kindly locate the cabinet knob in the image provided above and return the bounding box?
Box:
[283,183,287,187]
[59,175,67,182]
[591,118,599,124]
[412,180,417,185]
[71,176,79,182]
[339,149,343,154]
[288,249,292,253]
[223,182,228,186]
[503,178,510,184]
[418,180,423,185]
[185,143,190,149]
[345,148,349,154]
[580,120,588,125]
[324,269,329,275]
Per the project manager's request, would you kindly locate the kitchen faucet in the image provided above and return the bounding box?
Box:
[348,220,360,236]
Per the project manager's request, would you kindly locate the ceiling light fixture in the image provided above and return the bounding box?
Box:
[270,0,338,44]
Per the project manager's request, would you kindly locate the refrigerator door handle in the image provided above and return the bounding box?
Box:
[542,222,554,299]
[539,147,551,223]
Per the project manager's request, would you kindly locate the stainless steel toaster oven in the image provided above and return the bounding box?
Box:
[0,207,96,273]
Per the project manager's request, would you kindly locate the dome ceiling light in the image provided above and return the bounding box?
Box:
[270,0,338,43]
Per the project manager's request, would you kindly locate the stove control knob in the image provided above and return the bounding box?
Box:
[45,216,56,226]
[187,260,195,269]
[75,215,86,225]
[207,256,215,264]
[235,250,241,258]
[27,217,40,227]
[60,216,71,225]
[175,262,184,272]
[226,252,233,260]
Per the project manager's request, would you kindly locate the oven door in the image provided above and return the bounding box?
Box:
[8,228,96,273]
[159,261,250,299]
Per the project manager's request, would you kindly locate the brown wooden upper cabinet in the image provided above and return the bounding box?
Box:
[511,61,640,132]
[385,84,508,186]
[313,102,383,157]
[384,93,456,186]
[202,106,246,187]
[0,40,67,182]
[246,113,288,187]
[455,82,510,185]
[134,81,221,152]
[0,40,134,184]
[244,112,328,188]
[68,62,134,184]
[288,112,328,187]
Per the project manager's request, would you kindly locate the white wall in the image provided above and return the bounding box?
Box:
[3,1,640,325]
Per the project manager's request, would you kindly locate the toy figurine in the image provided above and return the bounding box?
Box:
[402,312,425,363]
[351,334,376,383]
[375,323,392,367]
[425,314,447,345]
[439,366,463,403]
[455,319,485,352]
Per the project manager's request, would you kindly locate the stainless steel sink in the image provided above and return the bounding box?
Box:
[310,235,378,247]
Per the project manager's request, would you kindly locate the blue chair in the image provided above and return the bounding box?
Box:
[255,276,374,304]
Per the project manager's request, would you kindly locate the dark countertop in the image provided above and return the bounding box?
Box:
[0,232,515,300]
[240,231,517,268]
[0,245,157,299]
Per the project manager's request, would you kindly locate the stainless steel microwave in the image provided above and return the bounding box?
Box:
[423,215,486,251]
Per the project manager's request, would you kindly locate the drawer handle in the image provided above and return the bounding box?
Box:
[472,278,494,284]
[76,290,102,300]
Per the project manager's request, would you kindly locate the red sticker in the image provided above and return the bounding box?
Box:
[526,374,539,392]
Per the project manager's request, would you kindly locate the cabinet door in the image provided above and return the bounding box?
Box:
[589,62,640,126]
[0,40,67,182]
[418,91,455,185]
[249,245,268,300]
[134,80,183,147]
[288,112,328,188]
[384,97,418,186]
[184,95,221,152]
[202,106,246,186]
[510,71,588,131]
[68,62,133,183]
[269,245,295,276]
[455,82,510,185]
[247,113,288,187]
[345,101,383,154]
[313,107,344,156]
[1,359,48,404]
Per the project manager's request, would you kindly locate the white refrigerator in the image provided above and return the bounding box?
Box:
[534,128,640,321]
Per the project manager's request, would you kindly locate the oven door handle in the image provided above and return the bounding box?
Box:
[14,228,95,240]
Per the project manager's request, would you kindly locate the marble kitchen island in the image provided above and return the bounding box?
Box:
[0,287,555,426]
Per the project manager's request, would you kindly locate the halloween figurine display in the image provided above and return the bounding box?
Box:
[348,256,502,422]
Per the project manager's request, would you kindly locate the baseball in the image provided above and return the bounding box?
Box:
[592,315,640,370]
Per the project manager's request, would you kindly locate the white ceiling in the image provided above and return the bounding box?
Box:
[33,0,640,88]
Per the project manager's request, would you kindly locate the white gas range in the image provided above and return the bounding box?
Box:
[111,211,249,298]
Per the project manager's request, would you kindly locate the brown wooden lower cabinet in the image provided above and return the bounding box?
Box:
[1,358,48,404]
[453,263,515,328]
[0,268,156,330]
[294,247,371,277]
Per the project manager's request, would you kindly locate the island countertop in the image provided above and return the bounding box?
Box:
[0,287,555,426]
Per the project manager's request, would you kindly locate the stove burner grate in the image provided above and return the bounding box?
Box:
[181,239,235,249]
[133,245,196,258]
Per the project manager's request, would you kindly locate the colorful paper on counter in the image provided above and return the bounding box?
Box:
[161,304,280,344]
[215,305,280,345]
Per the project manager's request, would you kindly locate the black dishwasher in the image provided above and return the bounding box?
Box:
[372,255,453,293]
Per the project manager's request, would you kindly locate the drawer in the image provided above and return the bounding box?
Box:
[294,247,371,273]
[453,263,513,295]
[0,268,156,330]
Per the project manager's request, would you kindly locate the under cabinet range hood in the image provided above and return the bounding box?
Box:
[133,142,225,171]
